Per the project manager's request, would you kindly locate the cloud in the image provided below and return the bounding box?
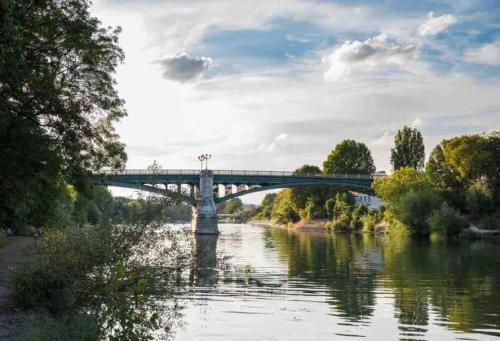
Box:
[159,53,212,83]
[465,42,500,65]
[259,133,288,152]
[323,34,419,81]
[418,12,457,37]
[410,117,423,128]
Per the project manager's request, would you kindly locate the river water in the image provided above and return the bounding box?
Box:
[175,223,500,341]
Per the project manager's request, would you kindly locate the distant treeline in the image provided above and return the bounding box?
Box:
[251,129,500,238]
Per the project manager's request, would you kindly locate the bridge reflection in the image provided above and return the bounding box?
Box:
[190,235,219,286]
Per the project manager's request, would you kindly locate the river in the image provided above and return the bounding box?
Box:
[174,223,500,341]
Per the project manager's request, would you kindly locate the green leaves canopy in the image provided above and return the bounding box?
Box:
[391,126,425,171]
[0,0,127,227]
[323,140,375,175]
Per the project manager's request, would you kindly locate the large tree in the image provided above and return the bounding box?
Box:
[390,126,425,171]
[0,0,127,228]
[323,140,375,175]
[290,165,332,219]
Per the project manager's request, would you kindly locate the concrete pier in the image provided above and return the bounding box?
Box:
[191,170,219,235]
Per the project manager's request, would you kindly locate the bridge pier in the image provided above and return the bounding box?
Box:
[191,170,219,235]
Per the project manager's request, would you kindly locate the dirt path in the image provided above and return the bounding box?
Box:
[0,237,39,340]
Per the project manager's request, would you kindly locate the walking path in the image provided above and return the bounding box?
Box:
[0,237,38,340]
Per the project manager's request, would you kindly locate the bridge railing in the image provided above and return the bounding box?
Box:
[94,169,385,180]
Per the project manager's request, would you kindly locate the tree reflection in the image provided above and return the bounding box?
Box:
[266,228,500,335]
[267,229,382,322]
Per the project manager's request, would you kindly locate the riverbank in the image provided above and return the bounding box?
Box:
[0,237,40,340]
[248,219,499,240]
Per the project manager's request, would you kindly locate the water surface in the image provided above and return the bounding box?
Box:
[176,224,500,340]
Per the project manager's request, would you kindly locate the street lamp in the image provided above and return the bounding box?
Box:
[204,154,211,170]
[197,154,212,171]
[197,154,205,171]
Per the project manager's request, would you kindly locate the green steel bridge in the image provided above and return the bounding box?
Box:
[91,169,380,203]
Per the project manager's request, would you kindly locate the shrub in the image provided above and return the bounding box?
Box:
[350,204,369,230]
[427,203,468,238]
[466,181,493,216]
[0,230,8,247]
[481,213,500,230]
[361,214,377,233]
[328,211,351,231]
[11,224,192,339]
[392,189,442,236]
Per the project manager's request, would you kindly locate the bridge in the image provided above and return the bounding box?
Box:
[91,169,380,235]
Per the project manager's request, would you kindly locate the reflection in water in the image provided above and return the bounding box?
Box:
[176,224,500,340]
[190,235,219,286]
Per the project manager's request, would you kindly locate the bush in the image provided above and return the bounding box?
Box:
[21,313,100,341]
[11,224,192,339]
[0,230,8,247]
[361,214,377,233]
[328,211,351,231]
[393,189,442,236]
[350,204,368,230]
[466,181,493,215]
[481,213,500,230]
[427,203,468,238]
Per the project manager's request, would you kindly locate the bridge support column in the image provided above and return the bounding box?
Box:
[191,170,218,235]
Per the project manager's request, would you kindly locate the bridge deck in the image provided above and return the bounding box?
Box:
[94,169,380,180]
[92,169,383,202]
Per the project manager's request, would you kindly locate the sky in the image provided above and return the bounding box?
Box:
[91,0,500,203]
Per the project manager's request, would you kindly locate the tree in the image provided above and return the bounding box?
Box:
[290,165,332,219]
[426,143,464,208]
[373,167,432,207]
[391,126,425,171]
[272,189,300,224]
[0,0,127,228]
[224,198,243,214]
[323,140,375,175]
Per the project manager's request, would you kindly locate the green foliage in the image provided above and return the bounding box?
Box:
[11,221,192,339]
[350,204,369,230]
[331,192,355,220]
[21,314,100,341]
[0,230,8,248]
[374,168,446,236]
[255,193,277,220]
[325,198,336,220]
[303,197,324,221]
[392,189,442,236]
[289,165,332,220]
[222,198,243,214]
[443,135,492,182]
[0,0,126,231]
[427,203,468,238]
[361,214,378,233]
[465,181,493,216]
[480,213,500,230]
[328,211,351,231]
[272,189,300,224]
[425,144,464,208]
[391,126,425,171]
[373,167,432,206]
[323,140,376,175]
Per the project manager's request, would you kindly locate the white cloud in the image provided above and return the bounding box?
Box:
[465,42,500,65]
[275,133,288,142]
[259,133,288,152]
[159,53,212,83]
[410,117,423,128]
[418,12,457,36]
[323,34,419,81]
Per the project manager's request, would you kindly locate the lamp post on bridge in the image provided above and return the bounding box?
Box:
[197,154,212,171]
